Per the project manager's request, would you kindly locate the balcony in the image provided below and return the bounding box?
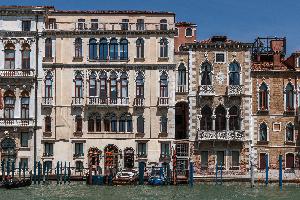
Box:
[157,97,169,107]
[87,97,129,107]
[0,118,34,127]
[71,97,84,107]
[42,97,53,107]
[0,69,34,78]
[177,85,187,93]
[227,85,244,96]
[199,85,215,96]
[133,98,145,107]
[197,130,245,141]
[88,56,129,63]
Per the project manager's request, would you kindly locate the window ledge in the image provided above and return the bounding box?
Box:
[284,141,295,145]
[19,147,30,151]
[43,131,52,137]
[284,110,295,115]
[134,57,145,62]
[158,57,169,62]
[257,141,269,145]
[43,57,54,62]
[158,132,168,137]
[137,155,147,159]
[74,131,83,137]
[73,57,83,62]
[257,110,269,115]
[229,166,240,170]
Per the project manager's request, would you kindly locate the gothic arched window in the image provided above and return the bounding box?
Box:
[215,105,226,131]
[285,83,294,111]
[136,38,144,58]
[99,38,108,60]
[229,62,240,85]
[160,72,168,97]
[120,38,128,60]
[89,38,97,60]
[201,62,212,85]
[229,106,240,130]
[259,82,269,111]
[75,38,82,58]
[259,123,268,141]
[200,105,212,131]
[109,38,118,60]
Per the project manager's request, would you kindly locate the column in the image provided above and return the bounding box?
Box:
[212,115,216,131]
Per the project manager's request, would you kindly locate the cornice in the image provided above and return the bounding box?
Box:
[0,31,38,37]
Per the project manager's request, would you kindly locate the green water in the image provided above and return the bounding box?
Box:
[0,182,299,200]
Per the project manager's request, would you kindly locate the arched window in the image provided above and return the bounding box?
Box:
[185,28,192,37]
[259,123,268,141]
[109,38,118,60]
[111,113,117,132]
[174,28,178,37]
[45,116,51,132]
[177,63,186,92]
[119,114,126,132]
[286,123,294,142]
[21,43,30,69]
[126,113,133,132]
[286,153,295,169]
[89,38,97,60]
[229,62,240,85]
[120,72,128,100]
[89,72,97,97]
[45,38,52,58]
[4,43,15,69]
[136,72,144,98]
[4,91,15,119]
[285,83,294,111]
[136,38,144,58]
[21,91,30,119]
[104,113,110,132]
[160,72,168,97]
[74,72,83,98]
[229,106,240,130]
[119,113,132,133]
[137,116,144,133]
[215,105,226,131]
[160,19,168,30]
[74,38,82,58]
[259,82,268,111]
[99,71,107,100]
[88,115,95,132]
[88,113,101,132]
[45,72,53,98]
[201,62,212,85]
[120,39,128,60]
[75,115,82,132]
[110,72,118,103]
[160,38,168,58]
[99,38,108,60]
[200,105,212,131]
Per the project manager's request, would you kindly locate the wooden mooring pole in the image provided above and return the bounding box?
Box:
[250,161,255,187]
[279,155,283,190]
[265,154,269,186]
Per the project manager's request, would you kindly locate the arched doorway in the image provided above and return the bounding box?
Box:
[104,144,119,175]
[124,147,134,169]
[1,137,16,163]
[175,102,189,139]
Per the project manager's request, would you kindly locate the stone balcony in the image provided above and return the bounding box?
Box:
[87,97,129,107]
[197,130,245,141]
[157,97,169,107]
[0,118,34,127]
[0,69,34,78]
[133,98,145,107]
[198,85,215,96]
[41,97,53,107]
[227,85,244,96]
[71,97,84,107]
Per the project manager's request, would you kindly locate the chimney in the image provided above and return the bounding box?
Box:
[270,40,284,68]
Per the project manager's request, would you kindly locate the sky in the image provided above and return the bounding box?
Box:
[2,0,300,54]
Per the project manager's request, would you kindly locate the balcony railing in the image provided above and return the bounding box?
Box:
[72,97,84,106]
[42,97,53,106]
[133,98,145,107]
[87,97,129,106]
[46,22,175,32]
[88,56,129,62]
[0,69,34,78]
[197,130,245,141]
[199,85,215,96]
[158,97,169,107]
[227,85,244,96]
[0,118,34,127]
[177,85,187,93]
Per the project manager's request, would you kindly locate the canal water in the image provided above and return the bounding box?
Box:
[0,182,299,200]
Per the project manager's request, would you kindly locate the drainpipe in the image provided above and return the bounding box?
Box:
[34,14,39,166]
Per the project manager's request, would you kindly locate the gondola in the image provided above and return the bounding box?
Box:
[148,167,167,186]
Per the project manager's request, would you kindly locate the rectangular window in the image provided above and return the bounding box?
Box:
[215,53,225,63]
[77,19,86,30]
[75,143,84,156]
[160,116,168,133]
[216,151,225,166]
[137,116,144,133]
[91,19,98,30]
[22,20,31,31]
[76,161,83,172]
[21,97,30,119]
[231,151,240,169]
[44,143,53,156]
[136,19,144,30]
[176,143,189,157]
[161,143,170,157]
[47,18,57,29]
[201,151,208,169]
[76,116,82,132]
[20,158,28,169]
[121,19,129,30]
[137,143,147,157]
[44,161,52,172]
[4,50,15,69]
[21,132,29,147]
[45,116,51,132]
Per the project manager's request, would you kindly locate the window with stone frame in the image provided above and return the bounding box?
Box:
[120,39,128,60]
[285,83,295,111]
[21,91,30,119]
[74,143,84,156]
[111,113,117,132]
[91,19,98,30]
[215,52,225,63]
[136,72,144,98]
[229,106,240,130]
[137,115,144,133]
[160,115,168,133]
[174,28,178,37]
[229,62,240,85]
[110,72,118,103]
[297,57,300,67]
[22,20,31,31]
[201,62,212,85]
[75,161,83,172]
[177,63,186,92]
[45,72,53,98]
[160,72,168,97]
[4,91,15,119]
[231,151,240,169]
[160,143,170,157]
[20,158,28,169]
[286,153,295,169]
[120,72,128,99]
[159,38,168,58]
[99,38,108,60]
[136,19,144,30]
[200,105,212,131]
[77,19,86,30]
[137,142,147,157]
[44,161,52,172]
[74,38,83,58]
[44,142,53,156]
[89,38,97,60]
[4,43,15,69]
[119,113,126,132]
[185,28,192,37]
[121,19,129,30]
[160,19,168,30]
[136,38,144,58]
[258,82,269,111]
[45,38,52,58]
[259,123,268,142]
[45,116,51,132]
[286,123,294,142]
[75,115,82,132]
[20,132,29,147]
[215,105,226,131]
[21,43,30,69]
[99,71,107,100]
[74,72,83,98]
[201,151,208,169]
[104,114,111,132]
[216,151,225,167]
[88,113,101,132]
[109,38,118,60]
[89,72,97,97]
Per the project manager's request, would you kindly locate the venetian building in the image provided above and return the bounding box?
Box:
[41,9,176,173]
[0,6,48,169]
[251,37,300,176]
[181,36,252,176]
